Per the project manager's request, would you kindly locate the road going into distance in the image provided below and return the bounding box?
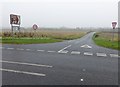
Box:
[1,32,119,85]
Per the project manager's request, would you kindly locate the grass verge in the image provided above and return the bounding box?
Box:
[2,37,62,44]
[1,30,86,44]
[93,32,120,50]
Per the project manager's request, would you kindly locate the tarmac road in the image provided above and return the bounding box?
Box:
[1,32,119,85]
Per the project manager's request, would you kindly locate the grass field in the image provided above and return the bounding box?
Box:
[93,32,120,50]
[1,29,86,44]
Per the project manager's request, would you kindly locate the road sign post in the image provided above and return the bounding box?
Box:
[10,14,21,39]
[112,22,117,46]
[32,24,38,38]
[33,24,38,30]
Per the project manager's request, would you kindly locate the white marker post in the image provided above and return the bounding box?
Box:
[112,22,117,45]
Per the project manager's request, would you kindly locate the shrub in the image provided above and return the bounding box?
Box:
[94,34,99,38]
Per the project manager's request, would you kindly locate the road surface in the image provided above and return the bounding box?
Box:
[1,32,119,85]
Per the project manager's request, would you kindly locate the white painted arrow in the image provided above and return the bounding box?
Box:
[81,44,92,49]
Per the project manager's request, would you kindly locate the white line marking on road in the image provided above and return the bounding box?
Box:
[84,52,93,56]
[81,44,92,49]
[97,53,107,57]
[80,79,84,82]
[58,45,71,53]
[16,48,24,50]
[47,51,56,53]
[7,48,14,50]
[58,50,68,54]
[0,68,46,77]
[71,51,80,54]
[110,54,120,58]
[0,60,53,68]
[26,49,31,51]
[37,50,45,52]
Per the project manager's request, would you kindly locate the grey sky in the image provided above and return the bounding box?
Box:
[1,0,119,28]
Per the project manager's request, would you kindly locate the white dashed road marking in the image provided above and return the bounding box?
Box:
[17,48,24,50]
[26,49,31,51]
[84,52,93,56]
[71,51,80,54]
[37,50,45,52]
[97,53,107,57]
[58,45,71,53]
[0,68,46,77]
[47,51,56,53]
[58,50,68,54]
[0,60,53,68]
[110,54,120,58]
[2,47,119,58]
[7,48,14,50]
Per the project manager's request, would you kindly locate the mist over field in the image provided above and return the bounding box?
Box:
[1,0,118,29]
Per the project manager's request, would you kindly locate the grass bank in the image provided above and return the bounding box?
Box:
[2,37,62,44]
[1,30,86,44]
[93,32,120,50]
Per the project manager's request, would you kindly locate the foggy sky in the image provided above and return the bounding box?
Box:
[1,0,119,28]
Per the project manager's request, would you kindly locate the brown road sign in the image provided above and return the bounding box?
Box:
[112,22,117,29]
[10,14,20,25]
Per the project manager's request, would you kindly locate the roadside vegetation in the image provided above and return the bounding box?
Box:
[1,29,86,44]
[93,32,120,50]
